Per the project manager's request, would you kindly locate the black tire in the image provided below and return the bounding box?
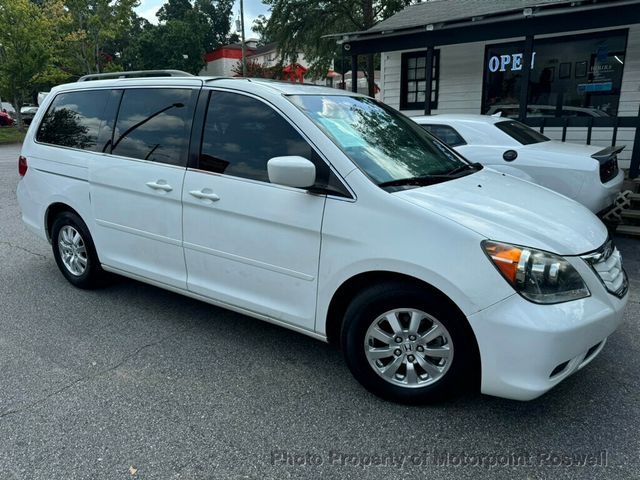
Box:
[341,282,479,404]
[51,211,107,289]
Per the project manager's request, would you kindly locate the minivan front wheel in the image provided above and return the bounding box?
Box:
[341,283,477,404]
[51,212,106,289]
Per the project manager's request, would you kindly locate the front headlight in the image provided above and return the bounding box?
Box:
[481,240,590,304]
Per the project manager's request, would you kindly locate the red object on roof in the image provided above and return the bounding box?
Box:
[282,63,308,83]
[204,44,256,63]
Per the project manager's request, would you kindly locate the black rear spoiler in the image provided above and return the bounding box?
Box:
[591,145,625,164]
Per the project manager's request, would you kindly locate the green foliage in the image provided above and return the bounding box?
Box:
[125,20,208,74]
[102,62,124,73]
[155,0,238,51]
[194,0,238,51]
[260,0,414,79]
[123,0,238,73]
[0,0,244,118]
[0,0,56,128]
[157,0,193,22]
[231,59,284,79]
[252,15,273,45]
[62,0,141,75]
[0,128,26,145]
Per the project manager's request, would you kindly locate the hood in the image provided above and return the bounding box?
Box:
[394,169,607,255]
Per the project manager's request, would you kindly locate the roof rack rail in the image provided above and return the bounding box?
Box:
[77,70,194,82]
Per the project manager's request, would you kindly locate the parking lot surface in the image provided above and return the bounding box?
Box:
[0,143,638,479]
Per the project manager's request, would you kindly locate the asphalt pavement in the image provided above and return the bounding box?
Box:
[0,143,638,480]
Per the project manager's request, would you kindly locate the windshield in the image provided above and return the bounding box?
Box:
[495,120,550,145]
[288,95,469,186]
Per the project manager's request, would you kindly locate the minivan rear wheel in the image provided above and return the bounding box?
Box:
[51,212,107,289]
[341,282,477,404]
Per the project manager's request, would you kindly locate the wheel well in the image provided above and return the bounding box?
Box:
[325,271,476,347]
[325,271,482,389]
[45,203,81,242]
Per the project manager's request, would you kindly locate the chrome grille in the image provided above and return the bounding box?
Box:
[582,239,628,298]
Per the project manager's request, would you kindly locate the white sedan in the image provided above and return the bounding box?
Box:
[412,114,624,214]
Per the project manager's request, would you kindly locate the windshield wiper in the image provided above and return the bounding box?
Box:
[378,175,451,188]
[378,162,482,189]
[447,162,482,176]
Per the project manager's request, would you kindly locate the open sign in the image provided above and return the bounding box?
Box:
[488,52,537,72]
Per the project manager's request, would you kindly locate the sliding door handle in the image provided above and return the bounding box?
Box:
[189,189,220,201]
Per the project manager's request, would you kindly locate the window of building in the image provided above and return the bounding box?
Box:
[420,124,467,148]
[111,88,197,166]
[482,30,628,118]
[400,50,440,110]
[200,91,349,195]
[36,90,111,151]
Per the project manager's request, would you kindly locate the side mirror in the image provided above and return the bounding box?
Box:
[267,156,316,188]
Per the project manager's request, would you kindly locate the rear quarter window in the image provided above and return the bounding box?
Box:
[36,90,111,151]
[494,120,549,145]
[420,124,467,147]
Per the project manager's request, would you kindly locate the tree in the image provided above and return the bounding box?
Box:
[156,0,238,52]
[231,59,283,79]
[123,0,237,73]
[156,0,193,22]
[104,13,150,72]
[252,14,273,45]
[125,20,208,74]
[0,0,57,128]
[62,0,140,75]
[261,0,414,96]
[194,0,238,51]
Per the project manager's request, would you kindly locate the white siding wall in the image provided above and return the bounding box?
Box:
[381,41,485,116]
[245,51,309,69]
[380,24,640,169]
[199,57,239,76]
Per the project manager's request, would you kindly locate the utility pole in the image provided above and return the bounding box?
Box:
[240,0,247,77]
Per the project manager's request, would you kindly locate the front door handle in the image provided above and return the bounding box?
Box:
[146,180,173,192]
[189,189,220,201]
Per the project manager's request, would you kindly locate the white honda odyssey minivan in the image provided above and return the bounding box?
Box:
[17,72,629,403]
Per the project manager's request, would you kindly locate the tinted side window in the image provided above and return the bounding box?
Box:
[200,91,349,195]
[111,88,197,166]
[421,124,467,147]
[97,89,122,153]
[37,90,111,151]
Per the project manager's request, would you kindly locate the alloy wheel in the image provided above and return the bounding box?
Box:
[364,308,454,388]
[58,225,88,276]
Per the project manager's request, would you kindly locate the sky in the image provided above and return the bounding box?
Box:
[135,0,269,39]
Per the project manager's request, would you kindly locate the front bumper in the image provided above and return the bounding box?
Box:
[467,259,628,401]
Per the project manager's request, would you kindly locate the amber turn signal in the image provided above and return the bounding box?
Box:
[482,242,522,284]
